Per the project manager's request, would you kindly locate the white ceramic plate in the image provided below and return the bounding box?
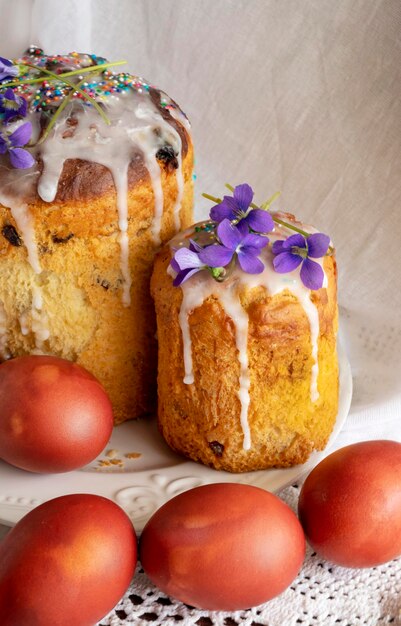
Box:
[0,342,352,531]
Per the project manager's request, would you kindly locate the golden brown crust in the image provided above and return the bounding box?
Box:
[0,136,194,423]
[151,245,338,472]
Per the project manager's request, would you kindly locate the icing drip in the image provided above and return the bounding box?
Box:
[110,162,131,306]
[6,199,41,274]
[31,284,50,351]
[134,99,185,241]
[137,140,164,247]
[172,226,326,450]
[147,156,164,245]
[161,100,188,230]
[0,193,49,352]
[178,279,207,385]
[163,96,192,133]
[172,145,184,232]
[37,92,185,295]
[177,269,254,449]
[218,289,252,450]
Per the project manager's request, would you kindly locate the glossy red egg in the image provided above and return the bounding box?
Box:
[0,355,113,472]
[0,494,137,626]
[298,440,401,567]
[140,482,305,610]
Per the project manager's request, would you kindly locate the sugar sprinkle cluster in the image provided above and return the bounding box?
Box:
[10,46,153,113]
[0,46,180,170]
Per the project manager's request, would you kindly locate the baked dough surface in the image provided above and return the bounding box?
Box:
[151,244,338,472]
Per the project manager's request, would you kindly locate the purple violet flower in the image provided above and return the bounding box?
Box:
[210,183,274,234]
[0,57,19,82]
[0,88,27,122]
[0,122,35,169]
[199,219,268,274]
[272,232,330,290]
[170,240,206,286]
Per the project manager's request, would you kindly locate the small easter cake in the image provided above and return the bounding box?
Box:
[151,184,338,472]
[0,47,194,423]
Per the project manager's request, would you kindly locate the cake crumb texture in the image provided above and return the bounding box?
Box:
[0,141,194,423]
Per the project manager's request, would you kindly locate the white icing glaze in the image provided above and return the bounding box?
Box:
[18,311,30,336]
[160,101,188,231]
[0,192,49,352]
[0,54,190,354]
[135,134,164,247]
[2,197,41,274]
[172,224,327,450]
[178,283,205,385]
[37,90,185,297]
[218,289,252,450]
[134,98,185,242]
[110,161,131,306]
[172,138,184,232]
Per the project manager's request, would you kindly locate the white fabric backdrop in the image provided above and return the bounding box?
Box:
[0,0,400,447]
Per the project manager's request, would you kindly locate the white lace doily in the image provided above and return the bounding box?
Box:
[97,484,401,626]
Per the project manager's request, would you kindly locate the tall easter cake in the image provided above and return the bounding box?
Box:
[0,47,194,423]
[151,184,338,472]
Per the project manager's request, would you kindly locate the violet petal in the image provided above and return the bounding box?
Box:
[247,209,274,233]
[216,218,242,250]
[307,232,330,258]
[236,220,249,237]
[189,238,203,253]
[0,57,17,70]
[4,87,15,100]
[233,183,253,211]
[209,197,236,222]
[300,258,324,290]
[3,99,27,122]
[237,252,264,274]
[199,244,234,268]
[173,267,202,286]
[272,239,286,255]
[284,233,306,250]
[174,247,205,270]
[0,57,19,80]
[170,256,181,273]
[9,122,32,147]
[241,232,268,249]
[273,251,302,273]
[9,147,35,169]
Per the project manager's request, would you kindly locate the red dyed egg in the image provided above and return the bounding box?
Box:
[0,355,113,472]
[0,494,137,626]
[140,483,305,610]
[298,440,401,567]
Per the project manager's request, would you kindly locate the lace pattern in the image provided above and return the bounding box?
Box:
[98,485,401,626]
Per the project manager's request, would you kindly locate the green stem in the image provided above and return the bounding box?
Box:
[52,60,127,79]
[35,77,86,145]
[202,192,221,204]
[4,61,127,89]
[261,191,281,210]
[21,63,111,125]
